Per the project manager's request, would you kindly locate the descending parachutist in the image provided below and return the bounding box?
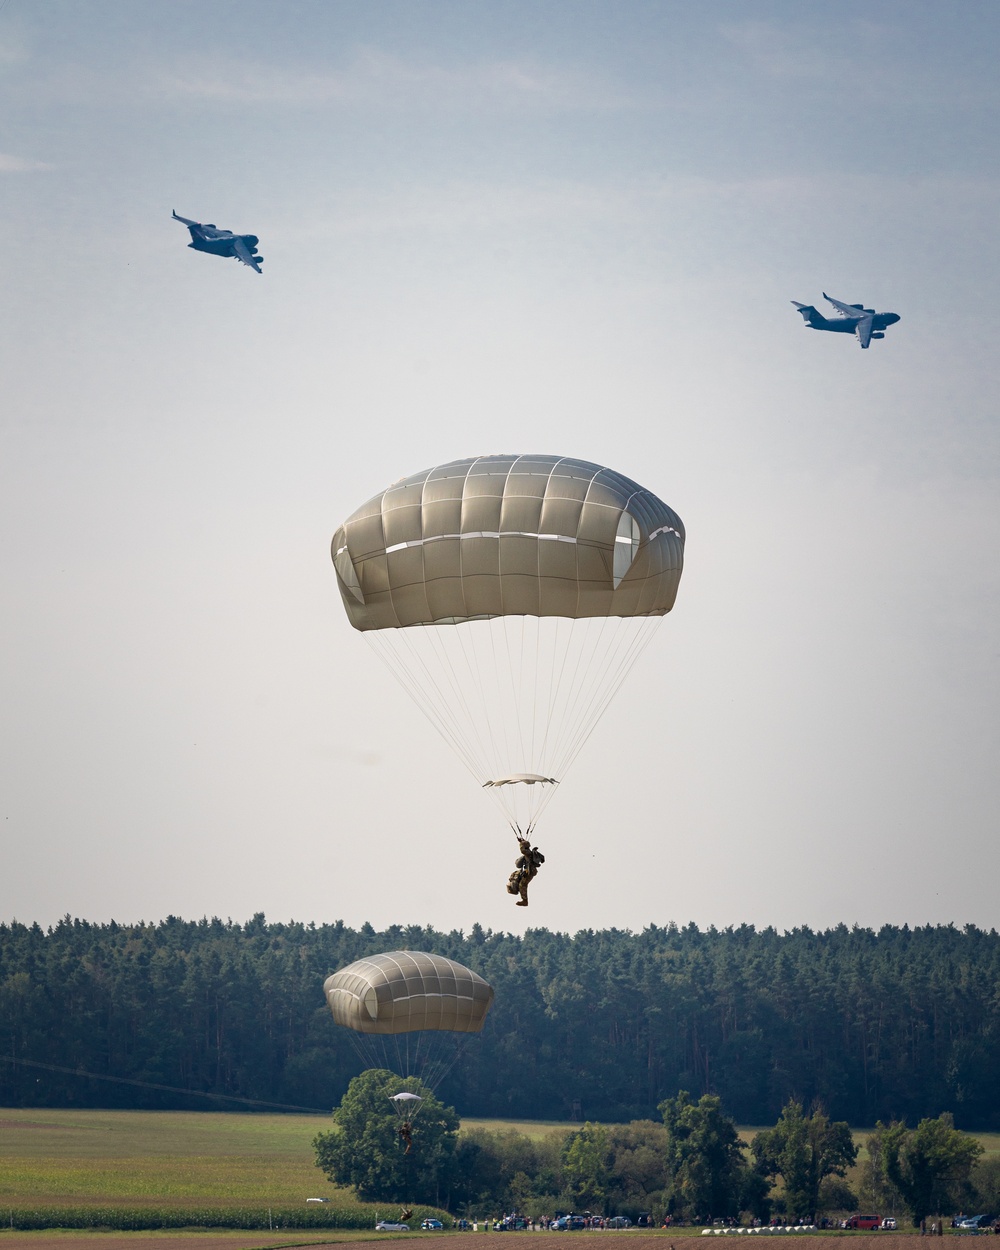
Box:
[331,456,685,863]
[401,1209,413,1223]
[399,1121,413,1155]
[507,832,545,907]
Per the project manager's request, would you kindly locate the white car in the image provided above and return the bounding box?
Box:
[881,1218,897,1231]
[376,1222,410,1232]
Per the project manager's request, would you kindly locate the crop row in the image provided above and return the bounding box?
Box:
[2,1205,439,1231]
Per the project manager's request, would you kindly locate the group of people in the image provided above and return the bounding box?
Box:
[473,1214,631,1231]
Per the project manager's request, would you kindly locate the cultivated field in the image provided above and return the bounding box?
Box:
[0,1235,395,1250]
[0,1109,341,1209]
[0,1232,958,1250]
[1,1108,997,1238]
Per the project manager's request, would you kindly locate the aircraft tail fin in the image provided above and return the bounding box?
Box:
[792,301,823,328]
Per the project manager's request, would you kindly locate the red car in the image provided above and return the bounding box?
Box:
[846,1215,882,1230]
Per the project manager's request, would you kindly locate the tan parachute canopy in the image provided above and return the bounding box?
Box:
[330,455,685,835]
[324,950,494,1036]
[331,454,684,630]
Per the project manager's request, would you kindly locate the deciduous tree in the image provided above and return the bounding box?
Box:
[313,1069,458,1205]
[659,1091,747,1220]
[562,1122,611,1210]
[751,1101,856,1221]
[883,1113,982,1227]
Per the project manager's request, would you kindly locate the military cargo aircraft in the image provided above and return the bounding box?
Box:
[172,211,263,273]
[792,292,899,349]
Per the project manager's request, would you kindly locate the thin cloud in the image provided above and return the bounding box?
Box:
[718,19,885,81]
[157,46,640,113]
[0,152,50,172]
[718,18,999,108]
[285,170,1000,242]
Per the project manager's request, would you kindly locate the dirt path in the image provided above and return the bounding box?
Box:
[0,1232,932,1250]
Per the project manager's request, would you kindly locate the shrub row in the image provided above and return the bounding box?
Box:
[2,1204,442,1231]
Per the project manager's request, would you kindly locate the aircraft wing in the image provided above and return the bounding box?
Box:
[822,292,864,320]
[233,237,262,273]
[173,211,232,239]
[855,315,874,349]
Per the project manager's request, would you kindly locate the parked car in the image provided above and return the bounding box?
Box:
[846,1214,882,1230]
[553,1215,587,1230]
[881,1218,897,1230]
[421,1219,444,1231]
[607,1216,631,1229]
[306,1197,330,1203]
[958,1216,994,1230]
[376,1222,410,1232]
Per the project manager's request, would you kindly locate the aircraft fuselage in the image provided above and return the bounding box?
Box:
[187,234,259,259]
[804,311,899,334]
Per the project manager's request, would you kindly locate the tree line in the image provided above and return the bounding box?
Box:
[1,915,999,1128]
[315,1072,1000,1227]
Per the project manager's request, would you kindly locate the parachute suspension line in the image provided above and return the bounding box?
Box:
[386,1029,474,1098]
[364,633,461,770]
[342,1028,370,1076]
[368,612,666,836]
[542,616,567,755]
[392,1030,405,1080]
[534,614,576,774]
[527,613,579,827]
[401,1032,413,1084]
[419,1029,477,1095]
[449,621,506,785]
[534,612,615,778]
[530,615,542,770]
[550,615,664,783]
[502,615,529,776]
[544,614,628,784]
[486,616,516,781]
[342,1028,405,1086]
[511,616,526,771]
[422,622,498,783]
[543,613,625,779]
[365,631,484,786]
[585,617,664,748]
[521,616,534,774]
[405,625,496,783]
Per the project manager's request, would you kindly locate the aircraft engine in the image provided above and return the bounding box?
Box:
[872,332,885,339]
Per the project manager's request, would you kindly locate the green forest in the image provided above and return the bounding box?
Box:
[1,915,999,1129]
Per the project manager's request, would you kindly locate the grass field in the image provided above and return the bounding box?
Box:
[0,1110,344,1210]
[0,1110,586,1212]
[458,1119,578,1142]
[1,1109,996,1223]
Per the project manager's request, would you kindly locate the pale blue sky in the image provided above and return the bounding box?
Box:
[2,2,998,934]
